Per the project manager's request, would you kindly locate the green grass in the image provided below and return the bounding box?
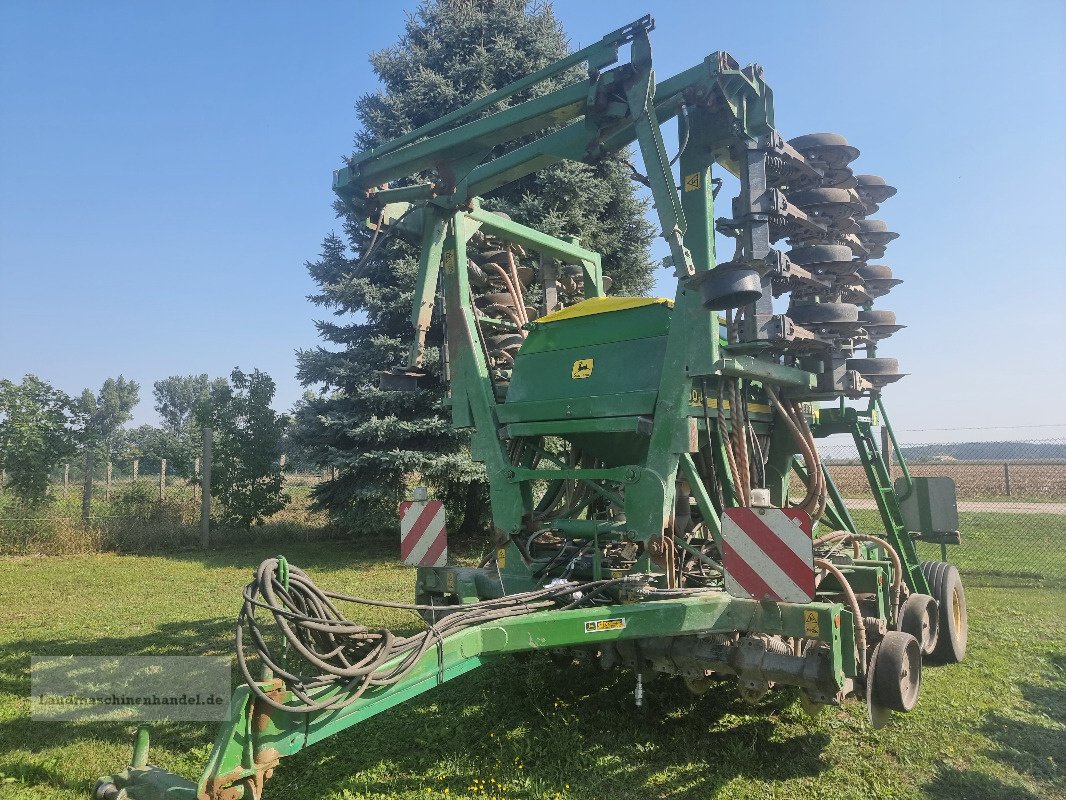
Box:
[849,510,1066,589]
[0,526,1064,800]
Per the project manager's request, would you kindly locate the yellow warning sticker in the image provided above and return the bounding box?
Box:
[571,358,594,379]
[496,547,507,569]
[804,610,820,637]
[585,617,626,633]
[683,173,701,192]
[443,250,456,274]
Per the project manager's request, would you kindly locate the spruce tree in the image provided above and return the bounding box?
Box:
[295,0,654,537]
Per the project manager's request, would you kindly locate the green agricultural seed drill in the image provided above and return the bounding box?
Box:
[97,16,968,800]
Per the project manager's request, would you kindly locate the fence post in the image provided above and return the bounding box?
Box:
[105,462,113,500]
[1003,463,1011,497]
[82,450,94,523]
[201,429,212,549]
[132,459,139,482]
[159,458,166,501]
[64,463,69,489]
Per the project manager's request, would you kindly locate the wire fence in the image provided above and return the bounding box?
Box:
[815,438,1066,589]
[1,441,1064,588]
[0,458,329,554]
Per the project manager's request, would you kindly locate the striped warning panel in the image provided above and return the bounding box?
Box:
[721,507,815,603]
[399,500,447,567]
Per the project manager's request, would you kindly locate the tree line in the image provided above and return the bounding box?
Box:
[0,369,291,526]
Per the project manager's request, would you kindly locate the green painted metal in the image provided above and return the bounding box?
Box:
[466,202,604,296]
[813,406,931,595]
[821,461,859,534]
[715,355,818,389]
[99,593,851,799]
[100,16,955,799]
[875,395,914,499]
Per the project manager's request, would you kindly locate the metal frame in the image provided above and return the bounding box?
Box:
[97,16,953,800]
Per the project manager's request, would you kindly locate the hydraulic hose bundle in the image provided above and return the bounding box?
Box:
[237,558,644,714]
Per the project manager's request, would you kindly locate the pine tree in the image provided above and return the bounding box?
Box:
[295,0,654,537]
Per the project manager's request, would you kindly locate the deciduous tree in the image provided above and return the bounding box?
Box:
[0,375,80,504]
[199,369,287,527]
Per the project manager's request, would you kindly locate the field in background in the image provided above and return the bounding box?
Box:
[0,525,1063,800]
[826,461,1066,502]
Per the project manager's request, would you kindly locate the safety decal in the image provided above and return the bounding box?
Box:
[584,617,626,633]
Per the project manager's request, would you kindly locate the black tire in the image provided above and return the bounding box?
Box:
[788,133,860,166]
[855,174,897,203]
[846,357,900,375]
[788,187,856,208]
[857,264,895,281]
[790,132,852,149]
[872,630,922,712]
[897,593,939,656]
[821,167,857,189]
[921,561,969,664]
[858,309,897,326]
[788,243,853,266]
[789,302,859,325]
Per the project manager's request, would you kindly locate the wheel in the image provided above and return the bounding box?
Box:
[921,561,969,664]
[855,174,897,204]
[858,309,897,326]
[788,243,854,267]
[871,630,922,714]
[788,302,859,325]
[897,593,939,656]
[857,263,895,281]
[788,187,859,209]
[790,132,853,149]
[845,357,901,375]
[820,167,857,189]
[788,133,861,166]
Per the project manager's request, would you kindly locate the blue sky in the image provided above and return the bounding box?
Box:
[1,1,1064,442]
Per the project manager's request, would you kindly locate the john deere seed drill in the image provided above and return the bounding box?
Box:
[97,16,968,800]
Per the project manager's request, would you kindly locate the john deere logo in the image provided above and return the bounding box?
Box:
[571,358,594,379]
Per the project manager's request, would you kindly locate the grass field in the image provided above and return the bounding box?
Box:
[0,517,1064,800]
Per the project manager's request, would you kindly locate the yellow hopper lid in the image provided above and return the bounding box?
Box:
[535,296,673,324]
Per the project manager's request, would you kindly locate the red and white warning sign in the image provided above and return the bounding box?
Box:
[399,499,447,567]
[721,507,815,603]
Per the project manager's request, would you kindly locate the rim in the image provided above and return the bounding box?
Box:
[901,639,921,707]
[952,587,962,633]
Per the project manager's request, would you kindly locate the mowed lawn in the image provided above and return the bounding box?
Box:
[0,519,1063,800]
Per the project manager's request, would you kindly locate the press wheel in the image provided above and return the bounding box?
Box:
[921,561,969,663]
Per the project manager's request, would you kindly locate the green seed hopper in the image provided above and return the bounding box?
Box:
[96,15,967,800]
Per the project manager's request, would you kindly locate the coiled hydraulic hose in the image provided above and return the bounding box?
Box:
[236,558,642,714]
